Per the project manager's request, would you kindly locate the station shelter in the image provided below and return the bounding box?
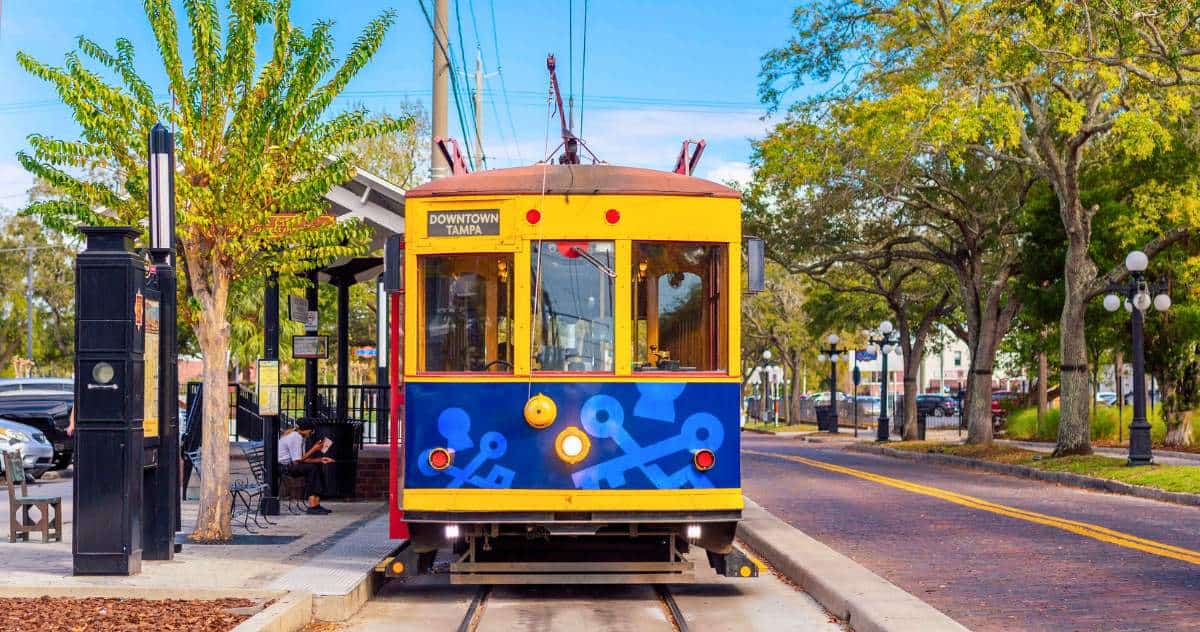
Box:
[183,167,405,501]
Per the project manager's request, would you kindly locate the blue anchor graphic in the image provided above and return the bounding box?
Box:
[572,393,724,489]
[418,407,515,488]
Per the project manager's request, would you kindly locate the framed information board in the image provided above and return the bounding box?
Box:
[292,335,329,359]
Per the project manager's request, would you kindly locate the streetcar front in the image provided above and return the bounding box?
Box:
[387,164,758,583]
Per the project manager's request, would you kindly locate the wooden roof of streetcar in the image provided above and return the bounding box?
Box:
[404,163,741,200]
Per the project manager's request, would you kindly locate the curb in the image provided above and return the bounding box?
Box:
[849,444,1200,508]
[233,591,313,632]
[737,498,968,632]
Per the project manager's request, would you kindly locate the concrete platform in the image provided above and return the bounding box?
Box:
[267,512,403,621]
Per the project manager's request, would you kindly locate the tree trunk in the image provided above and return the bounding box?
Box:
[1055,232,1096,456]
[1037,349,1048,423]
[1165,412,1194,447]
[966,337,997,446]
[902,351,922,441]
[190,272,233,542]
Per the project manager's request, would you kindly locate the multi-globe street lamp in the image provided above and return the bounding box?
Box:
[1101,250,1171,466]
[817,334,848,433]
[865,320,899,442]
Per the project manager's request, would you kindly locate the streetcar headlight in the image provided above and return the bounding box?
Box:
[554,427,591,465]
[686,525,701,540]
[445,524,460,539]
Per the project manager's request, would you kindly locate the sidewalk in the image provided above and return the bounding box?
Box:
[0,475,400,626]
[998,438,1200,466]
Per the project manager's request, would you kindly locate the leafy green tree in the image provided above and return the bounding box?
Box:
[744,264,821,422]
[16,0,408,540]
[0,213,77,377]
[760,0,1195,455]
[339,103,430,190]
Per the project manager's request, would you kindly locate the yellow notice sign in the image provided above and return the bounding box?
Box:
[258,360,280,416]
[143,299,161,437]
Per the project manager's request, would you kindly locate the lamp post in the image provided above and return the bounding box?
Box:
[761,349,773,424]
[817,334,847,433]
[1101,250,1171,466]
[866,320,899,442]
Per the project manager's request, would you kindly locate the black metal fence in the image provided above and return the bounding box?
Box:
[185,382,389,445]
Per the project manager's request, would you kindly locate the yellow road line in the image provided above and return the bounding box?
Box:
[744,449,1200,566]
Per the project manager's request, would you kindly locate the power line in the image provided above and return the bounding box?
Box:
[417,0,477,170]
[488,0,523,161]
[580,0,589,138]
[453,0,482,165]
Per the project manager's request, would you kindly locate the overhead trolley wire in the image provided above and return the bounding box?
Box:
[454,0,485,168]
[580,0,589,138]
[488,0,524,161]
[418,0,477,171]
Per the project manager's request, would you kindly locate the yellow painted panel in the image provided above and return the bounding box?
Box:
[404,191,743,379]
[403,487,744,512]
[405,375,740,384]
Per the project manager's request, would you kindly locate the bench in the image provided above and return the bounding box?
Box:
[4,449,62,543]
[184,447,273,533]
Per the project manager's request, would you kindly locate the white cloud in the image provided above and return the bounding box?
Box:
[701,160,753,188]
[0,161,33,212]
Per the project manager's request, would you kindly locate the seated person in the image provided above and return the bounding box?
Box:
[278,419,335,515]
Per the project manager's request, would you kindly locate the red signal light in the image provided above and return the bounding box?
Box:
[428,447,452,471]
[526,209,542,224]
[693,449,716,471]
[605,208,620,224]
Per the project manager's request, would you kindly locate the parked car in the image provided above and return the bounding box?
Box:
[809,392,853,404]
[916,394,959,417]
[0,417,54,479]
[0,379,74,470]
[1096,391,1119,406]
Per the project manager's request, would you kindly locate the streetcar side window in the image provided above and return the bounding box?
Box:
[419,254,514,372]
[632,242,726,372]
[530,240,616,372]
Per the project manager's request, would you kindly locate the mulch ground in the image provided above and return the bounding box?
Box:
[0,596,258,631]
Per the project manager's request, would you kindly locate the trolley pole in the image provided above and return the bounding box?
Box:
[430,0,450,180]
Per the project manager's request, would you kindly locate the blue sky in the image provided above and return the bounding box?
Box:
[0,1,797,207]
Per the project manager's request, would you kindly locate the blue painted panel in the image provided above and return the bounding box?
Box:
[404,381,740,490]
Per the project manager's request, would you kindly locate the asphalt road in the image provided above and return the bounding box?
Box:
[741,434,1200,631]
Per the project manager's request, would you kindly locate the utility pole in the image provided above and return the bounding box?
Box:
[473,50,485,169]
[430,0,450,180]
[26,246,34,363]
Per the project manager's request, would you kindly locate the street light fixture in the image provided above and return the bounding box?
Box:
[866,320,899,441]
[818,334,848,433]
[1101,250,1170,466]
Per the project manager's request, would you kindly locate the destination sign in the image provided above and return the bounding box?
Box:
[428,209,500,236]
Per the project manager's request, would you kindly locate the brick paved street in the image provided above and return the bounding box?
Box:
[742,434,1200,632]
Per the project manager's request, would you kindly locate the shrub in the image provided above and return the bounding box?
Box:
[1004,404,1173,443]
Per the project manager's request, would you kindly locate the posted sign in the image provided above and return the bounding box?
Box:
[257,359,280,416]
[143,299,160,437]
[427,209,500,236]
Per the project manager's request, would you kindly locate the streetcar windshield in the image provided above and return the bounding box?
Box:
[531,240,615,372]
[420,254,514,372]
[633,242,726,371]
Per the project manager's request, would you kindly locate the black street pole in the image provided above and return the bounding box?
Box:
[1128,298,1153,465]
[305,270,319,418]
[261,272,281,515]
[819,339,846,434]
[877,350,890,441]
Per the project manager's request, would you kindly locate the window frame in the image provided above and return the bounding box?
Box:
[415,252,516,375]
[630,240,729,374]
[529,239,618,375]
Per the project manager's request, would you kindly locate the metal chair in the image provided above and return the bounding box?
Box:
[4,450,62,543]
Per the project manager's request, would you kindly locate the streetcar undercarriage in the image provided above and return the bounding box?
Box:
[384,513,758,584]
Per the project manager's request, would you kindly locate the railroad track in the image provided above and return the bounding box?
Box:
[455,583,690,631]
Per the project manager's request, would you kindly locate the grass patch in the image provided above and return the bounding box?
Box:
[1002,405,1198,445]
[742,420,819,433]
[886,441,1200,495]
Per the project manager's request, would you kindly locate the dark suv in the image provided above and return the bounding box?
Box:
[915,394,959,417]
[0,379,74,470]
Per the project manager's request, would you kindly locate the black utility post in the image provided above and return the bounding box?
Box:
[305,270,320,418]
[817,334,847,433]
[866,320,899,442]
[73,227,146,575]
[375,274,389,443]
[260,271,281,515]
[1101,250,1171,466]
[760,349,773,424]
[334,275,352,424]
[144,122,180,561]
